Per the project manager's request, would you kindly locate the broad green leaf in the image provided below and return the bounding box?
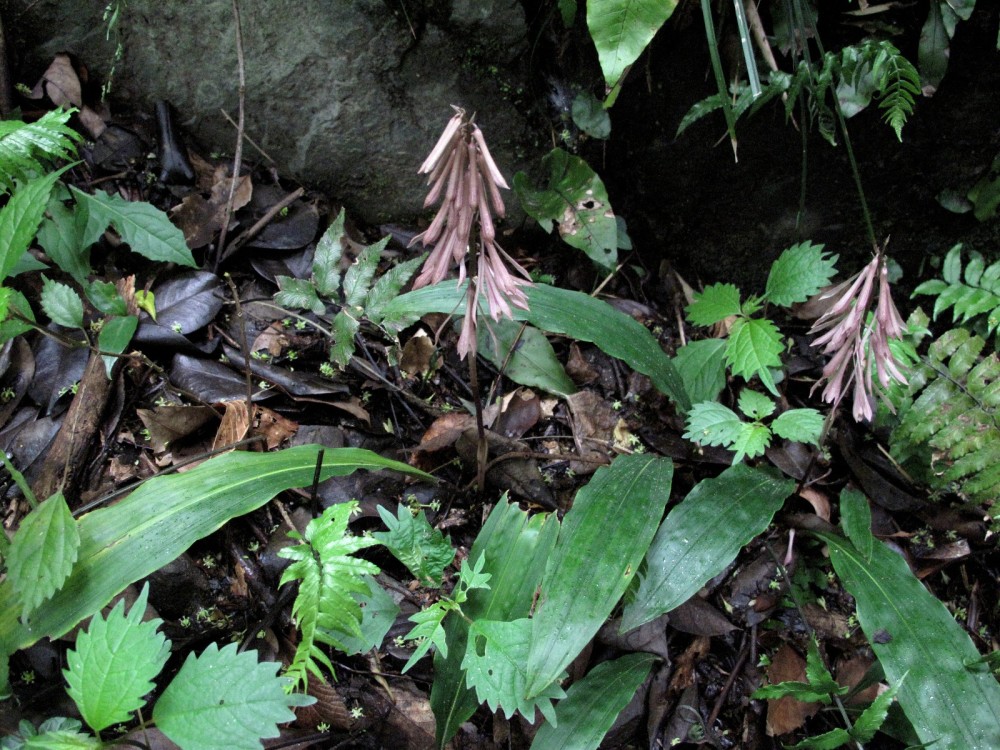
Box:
[0,109,79,192]
[64,584,169,732]
[764,242,838,307]
[9,250,48,277]
[0,168,68,282]
[364,252,426,324]
[622,464,793,631]
[525,455,672,698]
[683,401,743,449]
[7,493,80,618]
[731,421,772,462]
[838,488,873,562]
[86,280,127,316]
[432,497,559,748]
[374,504,455,587]
[558,0,576,26]
[134,290,155,320]
[530,652,655,750]
[478,318,576,397]
[726,316,784,394]
[329,310,360,368]
[918,1,951,95]
[332,574,400,656]
[462,618,564,724]
[343,240,386,307]
[153,643,313,750]
[771,408,824,447]
[819,532,1000,749]
[571,92,611,139]
[36,200,91,283]
[513,148,617,270]
[587,0,679,89]
[312,208,345,297]
[98,315,138,377]
[380,282,691,411]
[69,187,196,267]
[686,283,742,326]
[40,277,84,329]
[0,290,35,344]
[737,389,775,420]
[0,447,430,695]
[274,275,325,315]
[673,338,727,404]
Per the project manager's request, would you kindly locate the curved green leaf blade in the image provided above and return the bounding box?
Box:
[7,492,80,618]
[525,454,672,698]
[531,652,655,750]
[69,187,195,267]
[153,643,312,750]
[312,208,345,297]
[819,532,1000,750]
[683,401,743,449]
[587,0,679,90]
[98,315,138,377]
[771,408,824,447]
[0,167,69,281]
[64,584,169,732]
[673,338,727,404]
[478,318,576,397]
[621,464,793,632]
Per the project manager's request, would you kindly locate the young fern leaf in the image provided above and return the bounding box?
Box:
[912,244,1000,343]
[278,501,380,689]
[868,41,921,142]
[0,109,81,192]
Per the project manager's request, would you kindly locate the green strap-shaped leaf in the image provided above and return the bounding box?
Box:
[69,186,196,268]
[525,454,672,698]
[6,492,80,618]
[621,464,793,632]
[0,167,69,281]
[530,652,656,750]
[478,318,577,397]
[153,643,312,750]
[587,0,679,90]
[819,532,1000,749]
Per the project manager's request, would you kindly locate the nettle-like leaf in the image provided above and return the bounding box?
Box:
[772,409,824,447]
[64,584,169,733]
[686,283,742,326]
[40,277,84,329]
[374,504,455,587]
[731,422,772,462]
[764,242,838,307]
[153,642,313,750]
[727,317,784,394]
[683,401,744,449]
[7,493,80,619]
[69,187,196,268]
[1,717,100,750]
[278,501,380,689]
[673,338,727,404]
[737,389,775,420]
[0,109,80,192]
[462,618,565,724]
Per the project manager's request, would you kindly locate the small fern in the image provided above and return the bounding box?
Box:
[0,109,81,193]
[278,501,379,690]
[891,327,1000,517]
[912,244,1000,343]
[866,40,921,141]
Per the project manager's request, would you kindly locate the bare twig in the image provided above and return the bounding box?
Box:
[224,272,255,419]
[221,108,275,164]
[217,186,304,264]
[214,0,247,270]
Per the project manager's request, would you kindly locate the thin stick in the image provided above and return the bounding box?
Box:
[214,0,247,271]
[217,186,304,264]
[221,108,275,164]
[224,272,255,418]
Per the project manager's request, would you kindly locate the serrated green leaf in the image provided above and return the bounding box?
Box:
[753,681,837,704]
[274,276,325,315]
[68,187,195,268]
[312,209,345,297]
[403,599,454,672]
[819,532,1000,749]
[737,389,775,420]
[22,730,101,750]
[36,200,91,284]
[764,242,839,307]
[587,0,679,90]
[7,493,80,618]
[0,109,80,192]
[726,317,784,394]
[686,283,742,326]
[622,464,793,631]
[343,241,386,308]
[771,408,824,446]
[530,652,655,750]
[731,421,772,462]
[0,287,11,323]
[838,488,873,561]
[153,643,313,750]
[478,318,576,397]
[787,727,853,750]
[64,584,169,732]
[463,618,565,723]
[0,290,35,344]
[97,315,138,377]
[683,401,743,449]
[526,455,672,698]
[332,574,400,656]
[0,168,69,282]
[804,635,843,696]
[365,253,425,324]
[85,280,127,316]
[40,277,84,329]
[673,338,727,404]
[374,504,455,587]
[329,310,360,368]
[851,674,903,742]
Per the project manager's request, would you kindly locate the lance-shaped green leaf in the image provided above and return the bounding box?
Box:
[0,167,70,281]
[531,652,656,750]
[587,0,679,91]
[478,318,576,397]
[819,532,1000,750]
[525,454,672,698]
[40,277,85,328]
[312,208,345,297]
[622,464,793,632]
[98,315,138,377]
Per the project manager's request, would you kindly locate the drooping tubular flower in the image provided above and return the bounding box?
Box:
[809,252,908,422]
[411,107,531,358]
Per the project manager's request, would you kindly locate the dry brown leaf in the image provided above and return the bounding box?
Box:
[137,405,217,454]
[565,342,598,385]
[252,405,298,449]
[668,635,710,693]
[250,322,289,357]
[566,390,616,473]
[799,486,831,521]
[399,330,436,377]
[29,54,106,138]
[419,412,476,452]
[494,388,540,439]
[836,655,880,705]
[766,643,820,736]
[212,400,251,450]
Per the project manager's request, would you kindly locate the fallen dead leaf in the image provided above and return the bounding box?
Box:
[418,412,476,452]
[799,486,831,521]
[252,405,298,449]
[766,643,819,736]
[212,400,251,450]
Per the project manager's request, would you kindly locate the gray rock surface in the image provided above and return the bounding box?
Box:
[8,0,537,223]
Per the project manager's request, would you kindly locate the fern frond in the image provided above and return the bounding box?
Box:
[912,245,1000,343]
[278,502,379,689]
[0,109,81,193]
[868,41,921,141]
[891,328,1000,515]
